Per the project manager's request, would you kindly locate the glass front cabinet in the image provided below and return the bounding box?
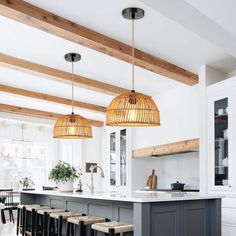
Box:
[108,128,131,191]
[208,89,236,192]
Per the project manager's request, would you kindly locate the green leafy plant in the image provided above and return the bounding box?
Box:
[48,161,81,183]
[19,176,35,189]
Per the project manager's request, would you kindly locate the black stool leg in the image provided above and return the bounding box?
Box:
[79,221,86,236]
[47,216,51,236]
[65,221,69,236]
[16,208,20,235]
[108,228,115,236]
[31,209,36,236]
[35,212,39,236]
[58,216,63,236]
[22,207,26,236]
[71,224,75,236]
[24,209,29,236]
[43,212,48,236]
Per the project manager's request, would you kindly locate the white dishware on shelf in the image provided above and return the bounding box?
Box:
[225,106,228,114]
[222,157,228,167]
[222,179,228,186]
[217,108,224,116]
[223,129,228,139]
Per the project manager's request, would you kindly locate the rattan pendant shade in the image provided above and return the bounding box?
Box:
[106,8,161,127]
[53,113,92,138]
[53,53,92,139]
[106,91,160,126]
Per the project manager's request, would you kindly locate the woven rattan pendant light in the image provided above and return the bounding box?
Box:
[53,53,92,139]
[106,8,160,127]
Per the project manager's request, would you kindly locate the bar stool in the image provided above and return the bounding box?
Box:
[91,221,134,236]
[36,208,65,236]
[48,211,82,236]
[16,204,40,236]
[24,205,51,236]
[66,216,106,236]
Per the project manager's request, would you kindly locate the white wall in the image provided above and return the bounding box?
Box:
[81,127,103,192]
[132,152,199,190]
[132,84,200,190]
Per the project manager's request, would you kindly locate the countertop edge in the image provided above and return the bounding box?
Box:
[20,190,222,203]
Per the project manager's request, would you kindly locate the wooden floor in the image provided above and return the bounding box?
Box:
[0,222,16,236]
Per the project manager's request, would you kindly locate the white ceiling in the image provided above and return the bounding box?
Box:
[0,0,235,124]
[186,0,236,36]
[25,0,231,74]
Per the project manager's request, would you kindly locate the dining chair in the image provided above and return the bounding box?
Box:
[0,188,18,223]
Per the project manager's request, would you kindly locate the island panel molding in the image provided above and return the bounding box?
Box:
[132,138,199,158]
[0,104,103,127]
[0,84,106,113]
[0,0,198,85]
[0,53,129,96]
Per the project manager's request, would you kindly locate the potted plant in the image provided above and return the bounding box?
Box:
[48,161,81,191]
[19,176,35,190]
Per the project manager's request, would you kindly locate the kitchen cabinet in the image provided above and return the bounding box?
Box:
[151,201,213,236]
[108,127,131,191]
[207,76,236,236]
[207,83,236,192]
[208,91,234,191]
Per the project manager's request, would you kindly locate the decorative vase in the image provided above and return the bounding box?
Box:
[59,181,73,192]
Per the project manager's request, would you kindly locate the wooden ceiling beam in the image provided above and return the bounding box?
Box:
[0,0,198,85]
[0,104,103,127]
[0,53,129,96]
[0,84,106,113]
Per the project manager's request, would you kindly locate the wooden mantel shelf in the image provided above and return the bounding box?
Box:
[132,138,199,159]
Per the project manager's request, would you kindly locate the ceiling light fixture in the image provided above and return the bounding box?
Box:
[53,53,92,138]
[106,8,160,126]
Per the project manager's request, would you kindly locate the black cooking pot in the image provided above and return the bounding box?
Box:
[170,181,185,191]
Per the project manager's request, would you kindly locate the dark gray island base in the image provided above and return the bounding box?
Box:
[20,191,221,236]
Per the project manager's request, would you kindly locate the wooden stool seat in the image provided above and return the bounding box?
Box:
[37,208,64,215]
[50,211,82,220]
[17,204,40,209]
[67,215,105,225]
[25,205,50,211]
[92,221,134,234]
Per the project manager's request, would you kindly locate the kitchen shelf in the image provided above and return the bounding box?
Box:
[215,114,228,124]
[132,138,199,159]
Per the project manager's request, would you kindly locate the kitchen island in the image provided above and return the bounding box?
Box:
[20,190,221,236]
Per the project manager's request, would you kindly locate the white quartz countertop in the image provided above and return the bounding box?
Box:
[21,190,221,203]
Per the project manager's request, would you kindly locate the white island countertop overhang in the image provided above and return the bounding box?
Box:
[21,190,221,203]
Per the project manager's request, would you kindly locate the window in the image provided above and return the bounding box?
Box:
[0,139,46,189]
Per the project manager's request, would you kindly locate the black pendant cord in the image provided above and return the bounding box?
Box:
[122,7,144,93]
[131,19,135,92]
[71,61,74,114]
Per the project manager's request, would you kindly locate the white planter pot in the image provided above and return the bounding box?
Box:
[59,181,73,192]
